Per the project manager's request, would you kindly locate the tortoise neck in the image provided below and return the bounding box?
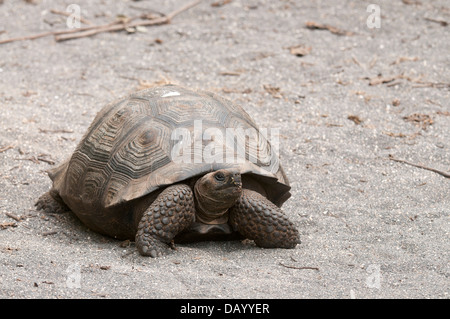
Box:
[193,181,230,225]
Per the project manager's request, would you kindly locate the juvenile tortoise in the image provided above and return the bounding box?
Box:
[36,85,300,257]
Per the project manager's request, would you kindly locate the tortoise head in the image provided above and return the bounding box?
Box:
[193,169,242,222]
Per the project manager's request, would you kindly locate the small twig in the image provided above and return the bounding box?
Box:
[263,84,283,99]
[368,56,377,69]
[0,0,201,44]
[0,222,17,230]
[211,0,232,7]
[41,231,58,236]
[165,0,202,22]
[364,73,449,89]
[402,0,421,5]
[390,56,419,65]
[222,87,252,94]
[412,82,450,89]
[288,44,311,57]
[305,21,354,36]
[368,74,402,86]
[54,20,147,42]
[129,5,165,18]
[0,145,14,153]
[389,155,450,178]
[219,71,242,76]
[279,263,319,271]
[424,17,448,27]
[0,22,116,44]
[50,9,93,25]
[55,0,201,42]
[39,128,74,134]
[0,30,57,45]
[351,56,363,68]
[5,212,22,222]
[36,157,56,165]
[15,156,55,165]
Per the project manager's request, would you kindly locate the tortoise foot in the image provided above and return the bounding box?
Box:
[136,236,173,257]
[135,184,195,257]
[35,189,70,214]
[229,189,300,249]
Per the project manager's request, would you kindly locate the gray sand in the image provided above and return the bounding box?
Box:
[0,0,448,299]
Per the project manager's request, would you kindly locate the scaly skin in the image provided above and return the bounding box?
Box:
[229,189,300,248]
[135,184,195,257]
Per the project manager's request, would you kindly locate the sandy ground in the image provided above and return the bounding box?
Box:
[0,0,449,299]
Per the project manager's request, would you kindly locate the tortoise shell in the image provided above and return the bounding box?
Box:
[48,85,290,237]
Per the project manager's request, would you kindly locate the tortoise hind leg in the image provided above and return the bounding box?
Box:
[229,189,300,249]
[35,188,70,214]
[135,184,195,257]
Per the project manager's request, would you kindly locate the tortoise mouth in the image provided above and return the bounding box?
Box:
[215,179,242,202]
[230,173,242,188]
[220,168,241,185]
[217,173,241,192]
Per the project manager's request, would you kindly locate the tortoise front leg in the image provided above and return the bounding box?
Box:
[229,189,300,249]
[136,184,195,257]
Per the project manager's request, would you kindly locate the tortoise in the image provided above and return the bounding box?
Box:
[35,85,300,257]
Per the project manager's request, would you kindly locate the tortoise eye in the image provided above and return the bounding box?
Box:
[214,172,225,181]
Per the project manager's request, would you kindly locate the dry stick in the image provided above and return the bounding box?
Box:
[0,30,55,44]
[305,21,354,36]
[0,22,117,45]
[0,10,144,45]
[0,222,17,230]
[279,263,320,271]
[412,82,450,89]
[0,19,127,45]
[54,16,167,42]
[39,128,74,134]
[53,15,146,42]
[55,0,202,42]
[0,0,201,44]
[5,212,22,222]
[389,155,450,178]
[165,0,202,21]
[41,231,58,236]
[424,17,448,27]
[50,9,93,25]
[0,145,14,153]
[36,156,55,165]
[15,156,55,165]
